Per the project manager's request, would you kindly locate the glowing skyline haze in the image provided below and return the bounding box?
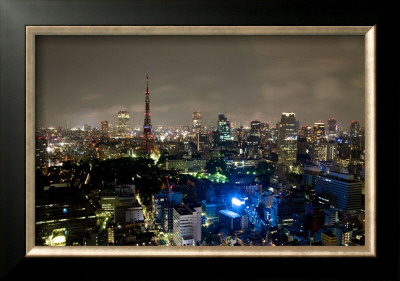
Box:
[35,35,365,131]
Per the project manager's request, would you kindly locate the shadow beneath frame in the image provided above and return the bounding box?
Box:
[0,0,399,281]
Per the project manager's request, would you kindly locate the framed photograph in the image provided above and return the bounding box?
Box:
[1,1,398,281]
[26,26,376,258]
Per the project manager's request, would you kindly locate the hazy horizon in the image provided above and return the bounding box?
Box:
[36,35,365,131]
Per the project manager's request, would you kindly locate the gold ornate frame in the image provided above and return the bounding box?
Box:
[26,26,376,257]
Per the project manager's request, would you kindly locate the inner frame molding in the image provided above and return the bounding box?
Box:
[26,25,376,257]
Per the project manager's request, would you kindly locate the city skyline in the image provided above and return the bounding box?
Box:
[35,35,365,130]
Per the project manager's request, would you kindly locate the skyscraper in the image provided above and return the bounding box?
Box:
[260,122,270,143]
[312,122,326,143]
[312,122,326,163]
[299,126,312,142]
[277,113,298,167]
[315,172,362,211]
[142,72,155,154]
[250,120,262,138]
[117,110,130,136]
[327,118,337,141]
[192,111,202,135]
[35,136,48,171]
[173,203,202,246]
[101,120,109,137]
[217,113,231,143]
[236,126,245,148]
[248,120,262,145]
[349,120,361,138]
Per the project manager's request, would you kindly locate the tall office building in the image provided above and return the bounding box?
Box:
[349,120,361,138]
[315,172,362,211]
[35,136,48,171]
[217,113,231,143]
[247,120,262,145]
[172,203,202,246]
[236,126,245,148]
[277,113,298,166]
[260,122,270,143]
[117,110,130,136]
[311,122,326,163]
[250,120,262,138]
[218,209,242,234]
[312,122,326,142]
[270,193,306,227]
[101,120,109,137]
[299,126,312,142]
[349,120,364,154]
[142,72,155,154]
[317,141,337,162]
[327,118,337,141]
[192,111,202,135]
[197,132,210,152]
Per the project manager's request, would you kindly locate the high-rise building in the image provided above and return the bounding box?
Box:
[270,193,306,227]
[197,132,210,152]
[327,118,337,141]
[270,127,278,142]
[260,122,270,143]
[117,110,130,136]
[315,172,362,211]
[152,190,182,233]
[35,136,48,171]
[349,120,364,156]
[142,72,155,154]
[217,113,231,143]
[317,141,337,162]
[297,137,309,155]
[311,122,326,163]
[247,120,262,145]
[299,126,312,142]
[349,120,361,138]
[84,124,91,132]
[236,126,245,148]
[101,120,109,137]
[35,188,97,246]
[125,205,144,222]
[277,113,298,166]
[192,111,202,135]
[172,203,202,246]
[202,200,226,220]
[250,120,261,138]
[312,122,326,143]
[218,209,242,234]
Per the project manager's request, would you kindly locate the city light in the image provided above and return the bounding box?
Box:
[34,69,366,248]
[232,198,245,206]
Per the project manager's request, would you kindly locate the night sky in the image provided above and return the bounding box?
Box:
[36,35,365,131]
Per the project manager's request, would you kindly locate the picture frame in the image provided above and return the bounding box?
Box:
[26,25,376,258]
[2,1,398,277]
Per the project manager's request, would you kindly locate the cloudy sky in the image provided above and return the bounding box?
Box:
[36,35,365,130]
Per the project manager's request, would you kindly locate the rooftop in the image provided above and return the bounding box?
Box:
[219,209,241,219]
[174,203,200,216]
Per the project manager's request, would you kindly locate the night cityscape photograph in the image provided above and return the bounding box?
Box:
[34,34,366,248]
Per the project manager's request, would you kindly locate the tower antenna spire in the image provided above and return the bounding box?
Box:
[146,70,149,93]
[142,71,154,155]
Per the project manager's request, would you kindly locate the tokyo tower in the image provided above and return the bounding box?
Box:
[142,72,155,154]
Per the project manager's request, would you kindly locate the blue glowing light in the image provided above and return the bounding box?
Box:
[63,208,68,214]
[232,198,245,206]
